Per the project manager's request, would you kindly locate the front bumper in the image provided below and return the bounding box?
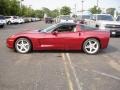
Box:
[0,23,4,25]
[110,30,120,37]
[6,38,15,48]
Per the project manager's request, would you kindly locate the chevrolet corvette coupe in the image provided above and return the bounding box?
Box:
[7,23,110,54]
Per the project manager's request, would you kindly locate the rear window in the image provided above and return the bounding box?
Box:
[13,16,17,19]
[60,16,72,20]
[0,15,5,19]
[5,16,11,19]
[80,25,97,30]
[77,15,91,20]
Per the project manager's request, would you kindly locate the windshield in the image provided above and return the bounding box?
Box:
[116,16,120,21]
[77,15,90,20]
[60,16,72,20]
[97,15,114,21]
[40,24,58,33]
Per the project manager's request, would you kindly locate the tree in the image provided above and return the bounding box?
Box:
[51,9,59,18]
[106,8,115,16]
[89,6,101,14]
[60,6,71,15]
[42,7,51,17]
[0,0,11,15]
[34,10,44,18]
[9,0,21,16]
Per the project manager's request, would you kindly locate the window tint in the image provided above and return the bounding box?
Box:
[5,16,11,19]
[13,16,17,19]
[97,15,113,21]
[56,25,76,32]
[60,16,72,20]
[80,25,97,30]
[0,15,5,19]
[77,15,91,20]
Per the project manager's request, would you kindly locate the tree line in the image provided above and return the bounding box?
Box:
[0,0,119,18]
[0,0,71,18]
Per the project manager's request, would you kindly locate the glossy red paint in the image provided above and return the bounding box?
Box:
[6,23,110,51]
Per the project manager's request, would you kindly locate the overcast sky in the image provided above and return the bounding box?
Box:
[23,0,120,11]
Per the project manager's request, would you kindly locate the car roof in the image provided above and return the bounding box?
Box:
[93,14,111,16]
[58,22,76,26]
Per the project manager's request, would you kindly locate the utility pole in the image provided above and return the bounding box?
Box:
[75,4,77,15]
[81,0,84,15]
[20,0,24,16]
[97,0,99,8]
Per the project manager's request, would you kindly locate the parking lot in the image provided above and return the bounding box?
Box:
[0,21,120,90]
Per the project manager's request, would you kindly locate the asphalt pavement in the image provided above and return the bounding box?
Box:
[0,21,120,90]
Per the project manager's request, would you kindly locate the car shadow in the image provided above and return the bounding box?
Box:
[99,45,118,55]
[31,45,118,55]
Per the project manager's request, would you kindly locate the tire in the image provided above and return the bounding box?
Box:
[8,21,11,25]
[83,38,100,55]
[15,38,32,54]
[0,25,4,28]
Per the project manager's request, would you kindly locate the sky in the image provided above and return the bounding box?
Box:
[23,0,120,12]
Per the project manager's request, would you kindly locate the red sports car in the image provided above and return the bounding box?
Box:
[6,23,110,54]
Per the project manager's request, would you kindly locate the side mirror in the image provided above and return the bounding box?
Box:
[52,31,58,35]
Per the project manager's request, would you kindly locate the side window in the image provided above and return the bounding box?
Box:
[56,25,76,32]
[91,15,96,20]
[80,25,96,30]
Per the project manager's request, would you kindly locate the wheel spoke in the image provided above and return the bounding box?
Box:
[84,39,99,54]
[17,43,22,47]
[88,41,92,45]
[21,40,24,45]
[15,38,31,53]
[85,45,90,49]
[93,42,97,46]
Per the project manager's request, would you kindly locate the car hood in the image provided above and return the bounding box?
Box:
[97,20,120,25]
[24,30,39,33]
[12,30,40,36]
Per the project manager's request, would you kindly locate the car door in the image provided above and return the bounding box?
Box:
[39,32,65,50]
[54,24,81,50]
[39,24,67,50]
[40,24,81,50]
[57,25,81,50]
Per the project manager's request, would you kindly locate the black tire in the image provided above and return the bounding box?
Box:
[83,38,100,55]
[15,38,32,54]
[0,25,4,28]
[7,21,11,25]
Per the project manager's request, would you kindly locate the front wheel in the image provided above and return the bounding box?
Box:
[0,25,4,28]
[15,38,32,54]
[83,38,100,55]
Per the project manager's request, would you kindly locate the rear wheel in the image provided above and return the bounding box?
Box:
[83,38,100,55]
[8,21,11,25]
[15,38,32,54]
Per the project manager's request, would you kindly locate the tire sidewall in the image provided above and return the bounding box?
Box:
[15,38,31,54]
[83,38,100,55]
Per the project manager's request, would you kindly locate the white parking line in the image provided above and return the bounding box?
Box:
[92,70,120,81]
[66,53,83,90]
[62,53,74,90]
